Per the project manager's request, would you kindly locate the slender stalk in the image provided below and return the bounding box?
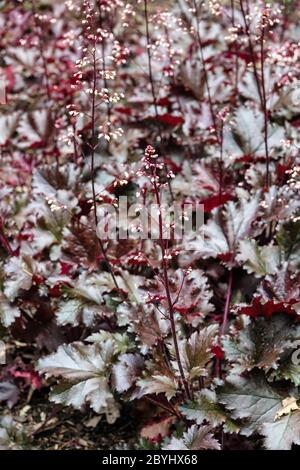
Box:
[71,121,79,164]
[98,1,111,122]
[239,0,270,188]
[164,25,193,159]
[143,0,174,200]
[230,0,239,95]
[37,38,51,101]
[90,36,119,291]
[220,269,233,337]
[215,268,234,378]
[0,218,13,256]
[32,0,51,101]
[192,0,218,137]
[192,0,227,199]
[239,0,264,108]
[260,26,270,188]
[143,0,160,132]
[152,167,191,401]
[230,0,235,25]
[280,1,289,41]
[145,396,181,419]
[218,120,224,204]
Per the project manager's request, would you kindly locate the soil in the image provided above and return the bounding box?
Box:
[0,398,137,450]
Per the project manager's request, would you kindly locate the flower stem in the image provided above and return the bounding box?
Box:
[230,0,239,95]
[90,36,119,291]
[218,121,224,204]
[192,0,218,136]
[0,218,13,256]
[98,1,111,122]
[145,396,181,419]
[239,0,270,188]
[220,269,233,337]
[192,0,226,199]
[143,0,174,201]
[260,27,270,188]
[32,0,51,101]
[239,0,264,108]
[152,168,191,401]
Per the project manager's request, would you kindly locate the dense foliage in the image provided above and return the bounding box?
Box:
[0,0,300,450]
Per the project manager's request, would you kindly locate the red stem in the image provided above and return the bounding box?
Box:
[143,0,174,201]
[260,27,270,188]
[239,0,270,188]
[192,1,226,199]
[0,219,13,256]
[218,121,224,204]
[239,0,264,109]
[220,269,233,337]
[90,32,119,291]
[192,0,218,137]
[98,1,111,122]
[71,121,79,164]
[230,0,239,95]
[32,0,51,101]
[152,166,191,401]
[145,396,181,419]
[164,25,193,159]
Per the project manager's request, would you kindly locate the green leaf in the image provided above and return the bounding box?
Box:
[177,324,219,379]
[223,315,293,374]
[86,331,135,354]
[0,293,21,327]
[218,372,284,436]
[272,362,300,385]
[181,389,238,432]
[163,425,220,450]
[198,191,260,264]
[4,256,33,302]
[224,107,284,157]
[56,299,103,327]
[112,353,143,393]
[276,219,300,265]
[137,374,177,401]
[237,239,281,277]
[57,270,146,326]
[262,410,300,450]
[181,389,226,426]
[37,341,120,423]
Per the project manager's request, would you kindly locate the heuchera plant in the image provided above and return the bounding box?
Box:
[0,0,300,450]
